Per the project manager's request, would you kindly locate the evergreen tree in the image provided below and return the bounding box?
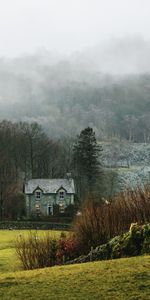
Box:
[73,127,102,199]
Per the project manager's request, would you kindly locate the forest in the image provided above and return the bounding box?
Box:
[0,40,150,142]
[0,120,76,219]
[0,40,150,219]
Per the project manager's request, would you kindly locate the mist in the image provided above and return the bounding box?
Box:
[0,0,150,58]
[0,35,149,140]
[0,0,150,227]
[0,1,149,138]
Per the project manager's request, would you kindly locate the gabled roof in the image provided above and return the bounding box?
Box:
[25,178,75,194]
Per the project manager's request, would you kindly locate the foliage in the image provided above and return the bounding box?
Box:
[4,191,26,220]
[73,186,150,252]
[108,223,150,258]
[73,127,102,199]
[111,223,145,258]
[142,224,150,254]
[14,184,150,270]
[0,221,70,230]
[15,230,81,270]
[15,232,58,270]
[1,56,150,143]
[0,120,74,220]
[67,223,150,265]
[56,235,81,264]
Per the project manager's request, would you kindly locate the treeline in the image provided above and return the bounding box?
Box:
[0,120,73,219]
[0,120,73,180]
[0,57,150,142]
[0,122,104,219]
[42,74,150,142]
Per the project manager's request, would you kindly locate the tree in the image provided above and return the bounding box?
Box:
[73,127,102,199]
[19,122,60,179]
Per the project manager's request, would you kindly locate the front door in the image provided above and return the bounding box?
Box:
[47,204,53,215]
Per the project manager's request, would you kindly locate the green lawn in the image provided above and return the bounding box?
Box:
[0,256,149,300]
[0,230,150,300]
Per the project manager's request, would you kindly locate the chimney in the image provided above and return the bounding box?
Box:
[66,172,72,179]
[66,172,72,184]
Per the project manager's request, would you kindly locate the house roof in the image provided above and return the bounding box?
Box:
[25,178,75,194]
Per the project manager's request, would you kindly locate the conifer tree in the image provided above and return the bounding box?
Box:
[73,127,102,198]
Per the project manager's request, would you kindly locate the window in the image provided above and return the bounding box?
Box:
[59,203,65,213]
[35,190,41,200]
[35,203,40,212]
[59,191,65,199]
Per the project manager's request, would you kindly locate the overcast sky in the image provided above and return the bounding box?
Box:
[0,0,150,57]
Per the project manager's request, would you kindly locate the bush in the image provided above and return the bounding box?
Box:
[73,198,108,253]
[16,224,150,270]
[56,235,82,264]
[0,221,70,230]
[111,234,142,259]
[91,243,111,261]
[73,186,150,253]
[16,232,58,270]
[142,224,150,254]
[66,223,150,265]
[16,231,82,270]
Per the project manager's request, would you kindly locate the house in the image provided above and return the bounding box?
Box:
[25,177,75,217]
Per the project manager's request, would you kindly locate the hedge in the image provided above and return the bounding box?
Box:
[0,221,70,230]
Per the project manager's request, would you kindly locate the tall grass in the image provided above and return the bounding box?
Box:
[73,185,150,252]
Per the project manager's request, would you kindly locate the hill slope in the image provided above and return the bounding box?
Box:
[0,38,150,140]
[0,256,150,300]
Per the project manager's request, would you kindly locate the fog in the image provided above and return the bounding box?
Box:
[0,1,150,138]
[0,35,149,140]
[0,0,150,57]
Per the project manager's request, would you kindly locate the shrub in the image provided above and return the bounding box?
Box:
[91,243,111,261]
[73,198,108,253]
[110,223,147,259]
[16,231,81,270]
[111,233,141,259]
[142,237,150,254]
[142,224,150,254]
[16,224,150,270]
[0,221,70,230]
[56,235,81,264]
[73,186,150,253]
[66,223,150,265]
[16,232,58,270]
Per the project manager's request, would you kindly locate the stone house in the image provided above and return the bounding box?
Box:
[25,177,75,217]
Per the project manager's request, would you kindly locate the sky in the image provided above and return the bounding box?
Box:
[0,0,150,57]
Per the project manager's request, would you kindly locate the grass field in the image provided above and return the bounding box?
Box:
[0,230,150,300]
[0,230,62,273]
[0,256,149,300]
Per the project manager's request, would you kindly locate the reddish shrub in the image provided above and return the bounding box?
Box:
[56,235,81,264]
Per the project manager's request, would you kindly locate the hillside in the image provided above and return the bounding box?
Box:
[0,37,150,140]
[98,142,150,197]
[0,256,150,300]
